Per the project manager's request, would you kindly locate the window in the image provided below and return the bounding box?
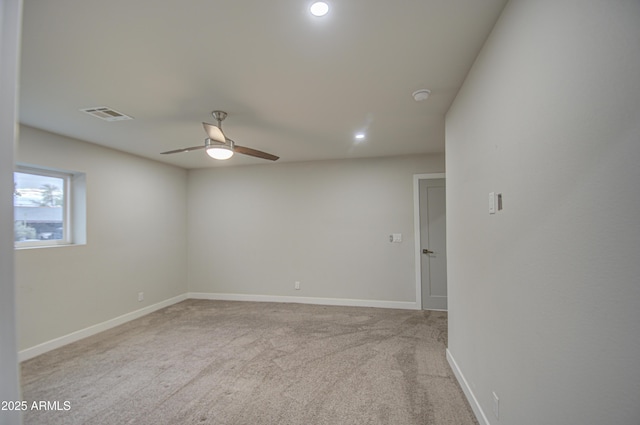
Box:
[14,165,85,248]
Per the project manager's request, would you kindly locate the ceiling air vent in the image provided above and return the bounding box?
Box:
[80,106,133,121]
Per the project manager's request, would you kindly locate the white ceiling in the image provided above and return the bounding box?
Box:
[19,0,507,169]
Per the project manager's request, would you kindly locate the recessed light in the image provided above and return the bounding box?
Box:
[355,133,365,140]
[310,1,329,17]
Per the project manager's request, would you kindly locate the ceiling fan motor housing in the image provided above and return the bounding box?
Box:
[212,110,227,126]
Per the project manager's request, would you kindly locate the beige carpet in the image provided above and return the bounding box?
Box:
[21,300,478,425]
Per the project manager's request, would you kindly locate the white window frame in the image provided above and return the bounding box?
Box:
[14,165,73,249]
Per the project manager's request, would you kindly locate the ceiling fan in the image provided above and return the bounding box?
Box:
[161,110,279,161]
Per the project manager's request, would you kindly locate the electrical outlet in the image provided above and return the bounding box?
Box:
[294,281,300,290]
[492,391,500,420]
[138,292,144,302]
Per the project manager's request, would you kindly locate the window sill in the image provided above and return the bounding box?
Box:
[15,242,86,251]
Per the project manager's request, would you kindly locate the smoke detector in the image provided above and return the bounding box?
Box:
[412,89,431,102]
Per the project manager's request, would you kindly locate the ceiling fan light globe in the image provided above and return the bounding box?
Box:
[206,147,234,160]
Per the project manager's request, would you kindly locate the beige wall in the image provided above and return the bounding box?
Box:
[188,155,443,305]
[16,125,188,350]
[446,1,640,424]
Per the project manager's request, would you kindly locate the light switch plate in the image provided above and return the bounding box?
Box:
[489,192,496,214]
[391,233,402,243]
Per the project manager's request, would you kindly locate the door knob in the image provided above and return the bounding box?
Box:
[422,249,434,254]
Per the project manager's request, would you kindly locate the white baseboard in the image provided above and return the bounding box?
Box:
[188,292,419,310]
[19,294,188,362]
[446,348,491,425]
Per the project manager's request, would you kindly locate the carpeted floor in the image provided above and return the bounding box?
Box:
[20,300,478,425]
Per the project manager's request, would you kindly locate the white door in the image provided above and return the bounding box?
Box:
[419,178,447,310]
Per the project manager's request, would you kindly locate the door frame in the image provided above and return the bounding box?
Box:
[413,173,446,310]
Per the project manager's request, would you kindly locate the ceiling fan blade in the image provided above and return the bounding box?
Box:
[234,145,279,161]
[202,122,226,143]
[160,145,207,155]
